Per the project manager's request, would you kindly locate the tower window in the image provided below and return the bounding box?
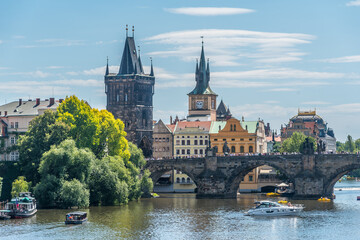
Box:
[125,93,128,102]
[116,94,120,102]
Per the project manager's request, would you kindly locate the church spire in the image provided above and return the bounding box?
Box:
[150,57,154,76]
[138,46,144,74]
[105,56,109,75]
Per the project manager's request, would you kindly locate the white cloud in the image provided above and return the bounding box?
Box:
[322,55,360,63]
[53,79,103,87]
[164,7,254,16]
[301,101,329,105]
[145,29,315,66]
[0,70,50,78]
[13,35,25,39]
[47,66,64,69]
[19,39,85,48]
[346,0,360,6]
[263,88,296,92]
[0,40,3,44]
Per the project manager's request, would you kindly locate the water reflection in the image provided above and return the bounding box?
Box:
[1,181,360,239]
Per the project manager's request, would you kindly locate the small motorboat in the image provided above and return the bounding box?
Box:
[65,211,88,224]
[0,210,11,220]
[317,197,331,202]
[266,192,280,197]
[244,201,304,216]
[278,200,288,204]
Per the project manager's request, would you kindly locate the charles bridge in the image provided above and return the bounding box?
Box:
[145,154,360,199]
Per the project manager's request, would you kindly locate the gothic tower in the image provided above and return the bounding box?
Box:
[105,27,155,156]
[187,41,217,121]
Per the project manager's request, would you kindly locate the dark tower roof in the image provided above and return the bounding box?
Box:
[118,36,142,75]
[105,57,109,75]
[217,100,228,115]
[138,47,144,74]
[188,41,216,95]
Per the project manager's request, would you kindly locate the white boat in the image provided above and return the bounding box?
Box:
[244,201,304,216]
[5,192,37,218]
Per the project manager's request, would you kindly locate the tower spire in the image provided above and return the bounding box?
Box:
[105,56,109,75]
[150,57,154,76]
[138,46,144,74]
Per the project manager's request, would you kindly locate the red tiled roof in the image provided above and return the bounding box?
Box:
[175,121,212,132]
[166,124,176,133]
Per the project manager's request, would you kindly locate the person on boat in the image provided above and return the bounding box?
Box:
[287,202,293,207]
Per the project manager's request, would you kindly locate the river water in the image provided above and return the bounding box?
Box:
[1,181,360,240]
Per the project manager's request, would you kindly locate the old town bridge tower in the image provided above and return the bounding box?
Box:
[104,27,155,156]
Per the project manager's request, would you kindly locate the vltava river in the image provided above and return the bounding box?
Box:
[1,181,360,240]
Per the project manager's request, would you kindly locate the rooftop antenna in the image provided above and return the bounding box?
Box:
[126,24,128,37]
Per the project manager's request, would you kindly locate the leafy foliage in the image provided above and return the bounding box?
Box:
[140,170,153,198]
[281,132,316,153]
[60,179,89,208]
[11,176,30,197]
[18,110,71,184]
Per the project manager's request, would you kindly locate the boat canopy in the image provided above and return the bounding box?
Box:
[67,211,87,216]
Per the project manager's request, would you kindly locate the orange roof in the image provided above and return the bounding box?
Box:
[175,121,212,132]
[166,124,176,133]
[266,136,282,142]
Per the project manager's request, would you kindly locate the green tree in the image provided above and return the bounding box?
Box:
[355,138,360,151]
[336,141,345,153]
[272,142,282,153]
[18,110,71,184]
[35,139,95,207]
[344,135,356,153]
[281,132,316,153]
[11,176,30,197]
[140,170,153,198]
[128,142,145,168]
[60,179,89,208]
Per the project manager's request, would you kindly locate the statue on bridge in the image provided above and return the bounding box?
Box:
[300,137,314,155]
[317,139,326,154]
[223,140,230,156]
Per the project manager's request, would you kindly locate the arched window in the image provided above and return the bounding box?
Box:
[249,146,253,153]
[240,146,244,153]
[230,125,233,131]
[231,146,236,153]
[182,177,185,183]
[234,125,236,131]
[176,177,180,183]
[187,177,191,183]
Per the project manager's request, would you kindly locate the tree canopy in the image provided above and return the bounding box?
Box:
[281,132,317,153]
[11,176,30,198]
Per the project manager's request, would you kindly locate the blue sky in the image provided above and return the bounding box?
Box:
[1,0,360,141]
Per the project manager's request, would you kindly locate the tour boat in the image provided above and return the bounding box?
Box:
[244,201,304,216]
[317,197,331,202]
[65,211,88,224]
[5,192,37,218]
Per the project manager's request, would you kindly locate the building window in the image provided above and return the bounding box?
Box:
[231,139,235,141]
[182,177,185,183]
[181,149,185,154]
[10,122,14,128]
[223,139,226,141]
[231,146,236,153]
[194,149,198,154]
[176,149,180,155]
[177,136,179,138]
[195,136,197,138]
[240,138,244,141]
[116,94,120,102]
[214,139,218,141]
[249,175,253,182]
[125,93,128,102]
[205,140,208,145]
[15,122,19,128]
[200,140,203,145]
[187,177,191,183]
[182,140,185,145]
[187,136,190,138]
[194,140,198,145]
[199,149,203,154]
[234,125,236,131]
[166,138,169,142]
[249,146,253,153]
[249,138,253,141]
[200,136,203,138]
[230,125,233,131]
[205,136,208,138]
[10,137,16,145]
[187,140,190,145]
[212,100,215,109]
[187,149,190,154]
[176,178,180,183]
[240,146,244,153]
[176,140,180,145]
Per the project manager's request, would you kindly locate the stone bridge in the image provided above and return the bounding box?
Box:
[145,154,360,199]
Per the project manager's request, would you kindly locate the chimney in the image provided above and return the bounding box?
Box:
[18,99,22,106]
[170,116,173,125]
[36,98,40,106]
[49,98,55,106]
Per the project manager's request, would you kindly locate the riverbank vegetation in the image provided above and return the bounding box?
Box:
[13,95,152,208]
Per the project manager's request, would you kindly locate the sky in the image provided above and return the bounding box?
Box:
[1,0,360,142]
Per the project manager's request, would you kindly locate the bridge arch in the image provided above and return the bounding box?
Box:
[225,159,295,197]
[323,163,360,196]
[147,164,200,190]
